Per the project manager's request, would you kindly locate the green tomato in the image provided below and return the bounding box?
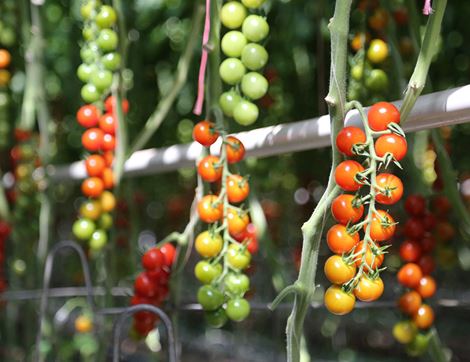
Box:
[90,69,113,90]
[96,5,117,28]
[97,29,118,52]
[242,15,269,42]
[98,213,113,230]
[221,31,247,58]
[0,93,9,108]
[101,52,121,71]
[351,64,363,81]
[233,100,259,126]
[220,1,247,29]
[241,72,268,100]
[241,43,268,71]
[80,2,95,20]
[80,47,96,64]
[73,218,96,241]
[219,58,246,85]
[77,63,98,82]
[241,0,266,9]
[81,83,101,103]
[82,26,95,42]
[406,333,430,357]
[219,91,241,117]
[0,28,15,47]
[205,308,228,328]
[89,229,108,251]
[225,298,250,322]
[197,285,224,311]
[365,69,388,92]
[194,261,222,284]
[224,273,250,295]
[393,321,417,344]
[226,243,251,269]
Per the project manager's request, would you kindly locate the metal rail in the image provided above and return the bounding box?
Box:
[46,85,470,181]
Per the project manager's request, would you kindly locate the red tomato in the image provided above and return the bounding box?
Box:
[416,275,436,298]
[432,195,451,216]
[398,290,422,315]
[399,240,422,262]
[331,194,364,225]
[422,212,437,231]
[101,133,116,151]
[82,128,104,152]
[197,195,223,223]
[335,127,366,156]
[142,247,164,271]
[134,272,157,298]
[353,240,384,269]
[81,177,105,198]
[326,224,360,254]
[421,233,436,253]
[404,218,425,240]
[334,160,365,191]
[85,155,106,177]
[397,263,423,288]
[418,254,435,275]
[374,134,407,161]
[197,155,222,182]
[99,113,117,134]
[225,136,245,164]
[77,104,101,128]
[103,151,114,166]
[101,168,114,189]
[227,174,250,203]
[375,173,403,205]
[160,243,176,266]
[105,96,129,114]
[368,210,396,241]
[193,120,219,147]
[405,194,426,216]
[367,102,400,131]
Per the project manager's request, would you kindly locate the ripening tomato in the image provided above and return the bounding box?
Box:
[81,177,105,198]
[374,134,407,161]
[85,155,106,177]
[100,190,116,212]
[105,95,129,114]
[368,8,388,31]
[0,49,11,68]
[193,120,219,147]
[375,173,403,205]
[195,231,223,258]
[99,113,117,134]
[197,155,222,182]
[197,195,223,223]
[393,321,417,344]
[326,224,360,254]
[101,133,116,151]
[82,128,104,152]
[367,102,400,131]
[160,243,176,266]
[405,194,426,216]
[353,241,384,269]
[324,255,356,284]
[324,285,356,315]
[80,200,102,220]
[397,263,423,288]
[368,210,396,241]
[413,304,434,329]
[142,247,164,270]
[416,275,436,299]
[399,240,422,262]
[227,208,250,236]
[227,174,250,203]
[335,127,366,156]
[331,194,364,225]
[404,218,425,240]
[75,315,93,333]
[350,32,369,52]
[226,243,251,270]
[418,254,435,275]
[367,39,389,64]
[432,195,451,216]
[354,276,384,302]
[77,104,100,128]
[334,160,365,191]
[226,136,245,163]
[398,290,422,315]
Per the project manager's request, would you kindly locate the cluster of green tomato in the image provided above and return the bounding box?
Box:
[78,0,121,103]
[218,0,269,126]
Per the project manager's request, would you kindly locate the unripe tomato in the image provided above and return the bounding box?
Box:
[226,136,245,163]
[367,102,400,131]
[81,177,104,198]
[227,243,251,270]
[142,247,164,271]
[193,120,219,147]
[326,224,359,254]
[368,210,396,241]
[81,83,101,103]
[98,213,113,230]
[335,127,366,156]
[416,275,436,298]
[241,0,265,9]
[393,321,417,344]
[160,243,176,266]
[367,39,389,64]
[219,91,241,117]
[365,69,389,92]
[375,173,403,205]
[241,43,268,71]
[241,72,268,100]
[398,290,422,315]
[233,100,259,126]
[224,273,250,295]
[412,304,434,329]
[195,231,223,258]
[197,155,222,182]
[324,285,355,315]
[242,15,269,42]
[72,218,96,240]
[227,174,250,203]
[89,229,108,250]
[219,58,246,85]
[331,194,364,225]
[97,29,118,51]
[397,263,423,288]
[96,5,117,28]
[194,261,222,284]
[353,241,384,269]
[334,160,365,191]
[226,298,250,322]
[82,128,104,152]
[205,308,228,328]
[324,255,356,284]
[399,240,422,262]
[221,31,247,58]
[77,105,100,128]
[85,155,106,177]
[105,96,129,114]
[197,285,224,311]
[99,113,117,134]
[220,1,247,29]
[353,276,384,302]
[197,195,223,223]
[405,194,426,216]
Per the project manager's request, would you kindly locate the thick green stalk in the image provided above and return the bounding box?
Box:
[280,2,351,361]
[400,0,447,122]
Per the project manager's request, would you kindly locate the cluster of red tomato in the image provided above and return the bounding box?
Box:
[324,102,406,315]
[130,243,176,337]
[193,120,257,326]
[0,45,12,148]
[0,220,11,293]
[393,194,452,355]
[219,0,269,126]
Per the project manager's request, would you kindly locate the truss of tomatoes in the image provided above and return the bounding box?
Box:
[192,120,258,327]
[324,102,407,315]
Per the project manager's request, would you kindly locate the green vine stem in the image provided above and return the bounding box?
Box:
[127,4,204,155]
[272,2,352,361]
[400,0,447,122]
[431,129,470,240]
[428,327,452,362]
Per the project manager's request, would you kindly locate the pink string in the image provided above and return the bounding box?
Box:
[423,0,433,15]
[193,0,211,116]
